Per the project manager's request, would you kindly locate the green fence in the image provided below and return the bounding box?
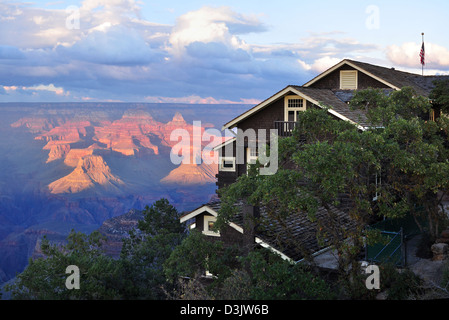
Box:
[365,229,404,266]
[365,213,426,267]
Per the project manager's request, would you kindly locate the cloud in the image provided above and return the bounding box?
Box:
[168,6,264,57]
[57,25,160,66]
[387,42,449,70]
[298,56,342,73]
[144,94,260,105]
[25,84,67,96]
[0,45,25,59]
[0,3,385,104]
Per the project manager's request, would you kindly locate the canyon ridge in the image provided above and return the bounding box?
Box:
[0,102,248,285]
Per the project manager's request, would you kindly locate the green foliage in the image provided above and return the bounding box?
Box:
[379,264,422,300]
[429,79,449,114]
[351,87,449,240]
[6,198,187,300]
[137,198,185,237]
[218,85,449,298]
[236,251,335,300]
[5,230,120,300]
[164,230,240,284]
[117,198,186,299]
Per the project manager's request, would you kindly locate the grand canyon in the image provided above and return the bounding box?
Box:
[0,102,248,285]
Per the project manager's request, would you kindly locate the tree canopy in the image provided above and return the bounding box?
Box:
[218,86,449,296]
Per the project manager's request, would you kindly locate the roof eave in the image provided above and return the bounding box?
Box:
[303,59,401,91]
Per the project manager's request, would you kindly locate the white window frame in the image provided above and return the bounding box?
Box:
[247,147,258,166]
[203,215,220,237]
[340,70,358,90]
[373,171,382,201]
[284,95,306,123]
[219,156,236,172]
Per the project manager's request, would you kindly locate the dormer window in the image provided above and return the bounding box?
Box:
[284,95,306,122]
[203,215,220,237]
[340,70,358,90]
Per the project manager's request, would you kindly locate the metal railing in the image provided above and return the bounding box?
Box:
[366,228,405,267]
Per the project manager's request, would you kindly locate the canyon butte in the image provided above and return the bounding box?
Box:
[0,102,247,285]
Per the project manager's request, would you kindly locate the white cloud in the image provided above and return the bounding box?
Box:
[168,6,262,57]
[144,94,260,105]
[297,56,342,73]
[387,42,449,70]
[25,83,67,96]
[58,25,158,66]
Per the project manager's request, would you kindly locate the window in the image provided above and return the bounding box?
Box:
[203,215,220,237]
[219,157,235,172]
[284,95,306,123]
[340,70,358,90]
[429,109,435,122]
[373,170,382,201]
[287,98,304,109]
[247,147,258,165]
[246,147,259,173]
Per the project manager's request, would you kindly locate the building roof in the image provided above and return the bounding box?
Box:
[181,198,357,263]
[305,59,449,96]
[222,59,449,132]
[222,85,370,131]
[289,86,370,128]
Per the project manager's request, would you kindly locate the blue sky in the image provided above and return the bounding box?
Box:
[1,0,448,103]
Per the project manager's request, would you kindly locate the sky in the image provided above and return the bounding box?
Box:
[0,0,449,104]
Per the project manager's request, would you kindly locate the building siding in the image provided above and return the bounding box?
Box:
[310,65,390,90]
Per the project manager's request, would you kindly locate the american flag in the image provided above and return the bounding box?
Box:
[420,42,425,66]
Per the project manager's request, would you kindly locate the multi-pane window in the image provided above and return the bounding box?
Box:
[287,99,304,109]
[284,96,306,123]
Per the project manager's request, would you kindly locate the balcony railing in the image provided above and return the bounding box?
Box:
[274,121,298,137]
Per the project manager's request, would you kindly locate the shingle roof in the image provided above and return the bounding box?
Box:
[346,59,449,96]
[289,86,371,128]
[197,198,357,262]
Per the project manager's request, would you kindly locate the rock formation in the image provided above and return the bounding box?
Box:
[93,110,159,156]
[64,144,101,167]
[48,155,124,194]
[160,162,218,185]
[12,109,226,193]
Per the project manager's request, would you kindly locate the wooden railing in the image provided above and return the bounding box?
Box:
[274,121,298,137]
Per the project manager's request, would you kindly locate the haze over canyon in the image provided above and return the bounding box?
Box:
[0,102,247,285]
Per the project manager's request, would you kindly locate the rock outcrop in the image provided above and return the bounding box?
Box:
[12,109,226,194]
[64,144,101,167]
[48,155,124,194]
[160,162,218,185]
[93,110,160,156]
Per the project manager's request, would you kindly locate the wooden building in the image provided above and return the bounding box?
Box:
[181,58,449,264]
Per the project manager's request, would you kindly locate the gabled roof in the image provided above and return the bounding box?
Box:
[222,58,449,132]
[304,59,449,96]
[222,85,369,131]
[181,198,356,263]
